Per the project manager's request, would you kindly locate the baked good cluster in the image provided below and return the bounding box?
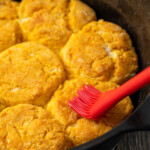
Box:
[0,0,138,149]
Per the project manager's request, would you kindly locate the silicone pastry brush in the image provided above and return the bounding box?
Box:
[69,66,150,120]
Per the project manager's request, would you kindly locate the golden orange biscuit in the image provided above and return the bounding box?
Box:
[19,0,68,18]
[60,20,138,84]
[46,78,133,146]
[0,20,22,52]
[18,0,97,53]
[0,42,65,108]
[0,104,68,150]
[0,0,138,148]
[19,10,71,53]
[68,0,97,32]
[0,0,19,20]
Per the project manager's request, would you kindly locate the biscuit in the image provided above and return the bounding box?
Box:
[68,0,97,32]
[60,20,138,84]
[0,20,22,52]
[0,0,19,20]
[19,0,68,18]
[19,10,71,53]
[0,104,68,150]
[19,0,97,53]
[0,42,65,107]
[46,78,133,146]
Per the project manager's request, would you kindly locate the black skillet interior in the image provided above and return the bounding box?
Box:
[15,0,150,149]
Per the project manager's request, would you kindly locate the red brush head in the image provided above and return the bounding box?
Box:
[69,67,150,120]
[68,84,101,119]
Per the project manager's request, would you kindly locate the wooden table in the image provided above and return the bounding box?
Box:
[115,132,150,150]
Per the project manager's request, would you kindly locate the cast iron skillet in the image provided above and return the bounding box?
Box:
[15,0,150,149]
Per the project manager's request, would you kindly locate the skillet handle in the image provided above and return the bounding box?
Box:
[121,93,150,132]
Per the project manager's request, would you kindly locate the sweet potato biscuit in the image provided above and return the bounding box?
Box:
[19,0,68,18]
[60,20,138,84]
[68,0,97,32]
[0,0,138,148]
[46,78,133,146]
[0,42,65,107]
[19,0,97,53]
[19,10,71,53]
[0,0,19,20]
[0,20,22,52]
[0,104,68,150]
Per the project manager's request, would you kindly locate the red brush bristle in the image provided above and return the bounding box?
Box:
[68,84,101,119]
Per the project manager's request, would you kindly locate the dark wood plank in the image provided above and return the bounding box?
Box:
[115,132,150,150]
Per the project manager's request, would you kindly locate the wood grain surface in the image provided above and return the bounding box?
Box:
[115,132,150,150]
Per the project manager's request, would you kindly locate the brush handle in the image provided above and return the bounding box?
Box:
[91,66,150,119]
[113,66,150,102]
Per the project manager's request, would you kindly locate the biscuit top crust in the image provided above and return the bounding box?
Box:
[60,20,138,84]
[46,78,133,145]
[68,0,97,32]
[0,0,19,20]
[0,0,22,53]
[19,10,71,53]
[0,20,22,52]
[0,42,65,107]
[19,0,68,18]
[0,104,67,150]
[18,0,97,53]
